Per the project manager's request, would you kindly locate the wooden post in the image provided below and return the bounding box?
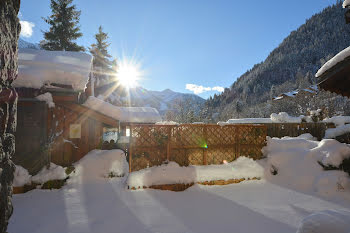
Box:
[203,126,207,165]
[129,127,133,173]
[167,126,171,162]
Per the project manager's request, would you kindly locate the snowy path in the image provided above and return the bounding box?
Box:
[9,178,350,233]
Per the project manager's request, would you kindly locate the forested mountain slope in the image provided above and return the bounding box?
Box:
[204,3,350,121]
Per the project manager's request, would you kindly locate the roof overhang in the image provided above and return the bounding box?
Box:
[317,56,350,98]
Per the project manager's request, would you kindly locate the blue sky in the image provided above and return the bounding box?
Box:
[19,0,336,99]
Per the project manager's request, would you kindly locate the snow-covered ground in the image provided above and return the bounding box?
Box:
[9,140,350,233]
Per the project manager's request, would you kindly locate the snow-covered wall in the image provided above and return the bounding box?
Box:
[14,48,93,91]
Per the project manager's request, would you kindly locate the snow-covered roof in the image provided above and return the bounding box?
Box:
[14,48,93,91]
[316,46,350,78]
[83,96,162,124]
[220,112,309,125]
[344,0,350,8]
[273,85,318,101]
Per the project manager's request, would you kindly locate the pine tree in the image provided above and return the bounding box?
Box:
[41,0,84,51]
[89,26,112,70]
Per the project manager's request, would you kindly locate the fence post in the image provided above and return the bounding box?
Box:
[129,126,133,173]
[203,126,207,165]
[167,126,171,162]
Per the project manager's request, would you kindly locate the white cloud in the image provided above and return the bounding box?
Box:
[186,84,225,94]
[20,20,35,38]
[212,86,225,92]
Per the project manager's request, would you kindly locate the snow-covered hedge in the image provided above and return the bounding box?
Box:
[127,157,264,188]
[13,163,67,187]
[263,136,350,197]
[32,163,67,184]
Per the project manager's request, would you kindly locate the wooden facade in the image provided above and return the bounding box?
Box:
[48,102,118,167]
[15,91,119,174]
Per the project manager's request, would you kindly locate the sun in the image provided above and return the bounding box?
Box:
[116,59,142,88]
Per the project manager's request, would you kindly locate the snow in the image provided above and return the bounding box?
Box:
[83,96,162,123]
[224,112,305,125]
[297,210,350,233]
[316,46,350,77]
[226,118,272,124]
[323,115,350,126]
[32,163,67,184]
[343,0,350,8]
[72,149,128,181]
[127,157,264,188]
[35,92,55,108]
[155,121,179,125]
[14,48,92,91]
[83,96,161,123]
[270,112,304,123]
[9,146,350,233]
[13,165,32,187]
[324,124,350,139]
[273,85,318,101]
[263,137,350,199]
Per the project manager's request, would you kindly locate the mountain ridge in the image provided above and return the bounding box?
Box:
[203,2,350,121]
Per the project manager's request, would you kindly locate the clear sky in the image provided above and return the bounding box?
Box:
[19,0,337,99]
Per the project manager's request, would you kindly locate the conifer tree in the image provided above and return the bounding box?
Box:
[41,0,84,51]
[89,26,112,70]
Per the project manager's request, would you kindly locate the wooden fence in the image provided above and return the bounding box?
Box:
[262,123,335,140]
[129,124,267,172]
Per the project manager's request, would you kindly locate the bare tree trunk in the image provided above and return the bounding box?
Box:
[0,1,20,232]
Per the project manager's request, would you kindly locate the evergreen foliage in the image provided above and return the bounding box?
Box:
[90,26,112,70]
[41,0,84,51]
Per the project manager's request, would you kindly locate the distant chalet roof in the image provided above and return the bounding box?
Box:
[14,48,93,91]
[316,46,350,97]
[83,96,162,124]
[272,85,318,101]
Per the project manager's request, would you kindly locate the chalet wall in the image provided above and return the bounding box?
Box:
[49,103,104,167]
[15,100,48,175]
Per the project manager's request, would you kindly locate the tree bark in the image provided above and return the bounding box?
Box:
[0,1,20,232]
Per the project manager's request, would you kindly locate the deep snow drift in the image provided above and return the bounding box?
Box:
[263,136,350,200]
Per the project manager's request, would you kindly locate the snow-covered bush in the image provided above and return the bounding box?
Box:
[263,137,350,197]
[127,156,264,188]
[32,163,67,184]
[13,165,32,187]
[72,149,128,182]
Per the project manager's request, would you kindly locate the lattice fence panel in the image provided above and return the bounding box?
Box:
[172,125,205,148]
[170,149,190,167]
[207,147,236,165]
[131,125,170,147]
[131,147,167,172]
[129,124,267,172]
[206,125,236,145]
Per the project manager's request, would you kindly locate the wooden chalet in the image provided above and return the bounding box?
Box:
[14,49,119,174]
